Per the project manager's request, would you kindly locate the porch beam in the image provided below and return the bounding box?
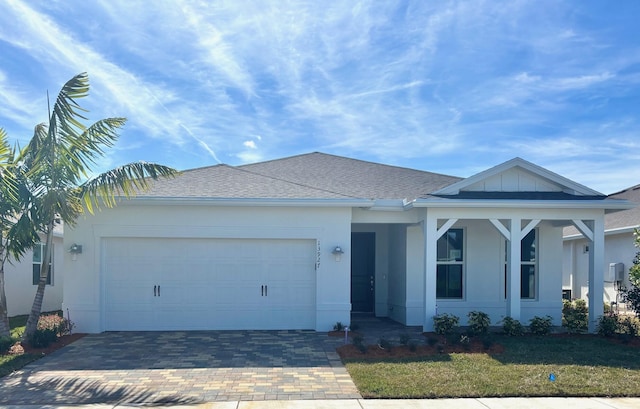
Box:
[521,219,541,238]
[572,219,594,241]
[490,219,510,239]
[436,218,458,239]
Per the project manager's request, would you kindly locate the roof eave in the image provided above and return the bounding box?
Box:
[411,199,635,210]
[120,196,375,208]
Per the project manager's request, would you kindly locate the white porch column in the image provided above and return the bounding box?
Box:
[572,218,605,333]
[506,218,522,321]
[423,215,438,331]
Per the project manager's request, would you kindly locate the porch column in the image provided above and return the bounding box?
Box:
[423,215,438,332]
[506,218,522,321]
[573,218,604,333]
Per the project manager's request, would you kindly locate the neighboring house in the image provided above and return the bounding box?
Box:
[563,184,640,309]
[62,153,632,333]
[5,224,64,317]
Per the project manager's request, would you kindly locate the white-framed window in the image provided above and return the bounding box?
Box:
[32,243,53,286]
[436,228,464,299]
[504,229,537,299]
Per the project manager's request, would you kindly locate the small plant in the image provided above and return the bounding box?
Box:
[333,322,344,331]
[529,315,553,336]
[426,336,438,346]
[467,311,491,336]
[352,335,367,353]
[502,316,524,336]
[29,328,57,348]
[597,312,620,337]
[378,337,393,352]
[37,314,74,337]
[562,299,588,333]
[0,336,16,353]
[408,341,418,352]
[433,313,460,336]
[399,333,411,346]
[620,316,639,338]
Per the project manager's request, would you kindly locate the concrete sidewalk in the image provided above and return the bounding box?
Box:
[3,397,640,409]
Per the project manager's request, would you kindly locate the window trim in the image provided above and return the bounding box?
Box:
[32,242,54,286]
[436,228,465,300]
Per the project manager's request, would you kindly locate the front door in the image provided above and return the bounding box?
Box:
[351,232,375,313]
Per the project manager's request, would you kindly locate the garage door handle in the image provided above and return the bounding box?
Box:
[158,285,160,297]
[265,285,267,296]
[154,285,157,297]
[261,285,264,296]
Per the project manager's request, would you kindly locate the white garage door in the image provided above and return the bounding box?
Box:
[103,238,317,331]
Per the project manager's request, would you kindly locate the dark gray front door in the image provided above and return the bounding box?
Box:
[351,232,375,313]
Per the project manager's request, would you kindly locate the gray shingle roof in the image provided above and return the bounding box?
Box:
[139,152,462,201]
[564,184,640,237]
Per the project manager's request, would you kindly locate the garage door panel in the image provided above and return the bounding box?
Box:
[103,238,316,331]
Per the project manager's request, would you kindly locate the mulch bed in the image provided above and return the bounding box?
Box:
[337,334,505,360]
[7,333,86,356]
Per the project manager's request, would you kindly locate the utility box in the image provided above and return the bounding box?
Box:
[607,262,625,282]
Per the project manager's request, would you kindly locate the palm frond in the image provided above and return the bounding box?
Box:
[80,162,178,213]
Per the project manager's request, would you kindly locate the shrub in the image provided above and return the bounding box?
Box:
[408,341,418,352]
[621,285,640,318]
[399,333,411,346]
[333,322,344,331]
[29,328,57,348]
[597,312,620,337]
[529,315,553,336]
[37,314,74,337]
[426,336,438,346]
[0,336,16,354]
[502,316,524,336]
[620,316,639,338]
[433,313,460,336]
[467,311,491,336]
[562,299,588,333]
[352,335,366,353]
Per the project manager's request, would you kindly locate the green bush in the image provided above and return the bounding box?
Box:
[29,328,57,348]
[620,316,639,338]
[597,312,620,337]
[399,333,411,346]
[433,313,459,336]
[333,322,344,331]
[529,315,553,335]
[37,313,74,337]
[0,336,16,354]
[502,316,524,336]
[467,311,491,336]
[562,299,588,333]
[352,335,367,353]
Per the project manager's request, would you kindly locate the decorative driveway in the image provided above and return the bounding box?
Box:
[0,331,360,405]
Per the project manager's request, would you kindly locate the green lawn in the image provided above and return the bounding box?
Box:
[0,315,40,378]
[344,335,640,398]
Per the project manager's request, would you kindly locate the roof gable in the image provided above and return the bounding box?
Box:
[433,157,604,197]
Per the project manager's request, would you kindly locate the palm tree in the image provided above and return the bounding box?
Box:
[21,73,177,340]
[0,129,40,338]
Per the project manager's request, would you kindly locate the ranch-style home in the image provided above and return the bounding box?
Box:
[62,153,633,333]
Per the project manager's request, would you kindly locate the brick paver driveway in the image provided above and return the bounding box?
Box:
[0,331,360,405]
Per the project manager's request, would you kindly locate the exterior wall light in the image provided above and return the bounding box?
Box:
[69,243,82,261]
[332,246,344,262]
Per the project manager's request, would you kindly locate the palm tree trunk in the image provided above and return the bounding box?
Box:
[23,221,55,340]
[0,250,10,338]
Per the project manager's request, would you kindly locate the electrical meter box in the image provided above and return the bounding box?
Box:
[607,262,624,282]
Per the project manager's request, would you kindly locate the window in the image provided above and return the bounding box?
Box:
[436,229,463,299]
[32,243,53,285]
[504,230,536,299]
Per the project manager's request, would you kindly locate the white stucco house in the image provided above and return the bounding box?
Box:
[5,226,64,317]
[62,153,632,334]
[563,184,639,309]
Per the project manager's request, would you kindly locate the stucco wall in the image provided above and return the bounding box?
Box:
[5,236,64,317]
[563,231,636,307]
[63,203,353,333]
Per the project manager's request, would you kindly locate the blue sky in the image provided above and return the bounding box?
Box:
[0,1,639,194]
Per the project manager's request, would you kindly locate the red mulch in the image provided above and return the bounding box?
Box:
[337,335,505,360]
[6,333,86,356]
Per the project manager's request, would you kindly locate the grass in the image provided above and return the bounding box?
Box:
[344,335,640,398]
[1,314,39,378]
